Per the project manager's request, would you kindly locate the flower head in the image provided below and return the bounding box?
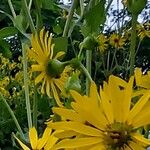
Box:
[137,23,150,40]
[109,33,126,49]
[48,75,150,149]
[28,29,71,106]
[97,34,108,53]
[14,127,58,150]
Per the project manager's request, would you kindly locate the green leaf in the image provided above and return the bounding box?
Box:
[0,27,18,39]
[14,14,28,33]
[0,40,12,58]
[52,37,68,54]
[82,0,106,36]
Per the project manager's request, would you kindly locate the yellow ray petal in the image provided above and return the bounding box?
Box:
[128,141,145,150]
[53,137,102,149]
[51,82,63,107]
[31,65,45,72]
[127,92,150,124]
[54,51,65,59]
[37,127,52,149]
[132,133,150,147]
[46,80,51,98]
[47,121,102,137]
[44,132,58,150]
[14,134,30,150]
[54,130,79,139]
[29,127,38,149]
[35,72,45,84]
[122,76,134,122]
[132,101,150,128]
[52,107,84,122]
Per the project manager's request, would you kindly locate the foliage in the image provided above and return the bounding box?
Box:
[0,0,150,149]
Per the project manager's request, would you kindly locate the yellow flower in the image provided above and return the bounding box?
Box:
[97,34,108,53]
[137,23,150,40]
[48,75,150,149]
[14,127,58,150]
[28,29,71,106]
[109,33,126,49]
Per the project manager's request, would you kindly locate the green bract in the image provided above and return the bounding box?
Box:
[46,59,65,78]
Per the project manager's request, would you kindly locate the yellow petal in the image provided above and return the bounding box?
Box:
[127,92,150,124]
[54,51,65,59]
[31,65,45,72]
[53,137,102,149]
[37,127,52,149]
[35,72,45,84]
[53,107,84,122]
[54,130,79,139]
[100,89,113,124]
[132,133,150,147]
[51,82,63,107]
[47,121,102,137]
[128,141,145,150]
[29,127,38,149]
[44,133,58,150]
[14,134,30,150]
[122,76,134,122]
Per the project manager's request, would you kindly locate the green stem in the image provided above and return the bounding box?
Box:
[63,0,78,37]
[80,62,93,82]
[33,80,38,129]
[22,43,32,128]
[0,93,25,139]
[86,50,92,95]
[129,14,138,76]
[22,0,35,33]
[33,0,43,30]
[8,0,16,18]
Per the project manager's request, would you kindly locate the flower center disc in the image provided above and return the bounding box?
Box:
[104,122,132,149]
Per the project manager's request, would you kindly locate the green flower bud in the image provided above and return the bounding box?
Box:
[127,0,147,15]
[46,59,65,78]
[80,35,98,50]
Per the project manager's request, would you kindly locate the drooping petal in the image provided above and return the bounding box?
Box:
[35,72,45,84]
[14,134,30,150]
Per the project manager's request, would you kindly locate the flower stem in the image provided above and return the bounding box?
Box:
[63,0,78,37]
[33,81,37,129]
[22,43,32,128]
[80,62,93,83]
[86,50,92,95]
[129,14,138,76]
[22,0,35,33]
[0,93,25,140]
[7,0,16,18]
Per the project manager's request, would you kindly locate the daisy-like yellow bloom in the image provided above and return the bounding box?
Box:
[14,127,58,150]
[97,34,108,53]
[28,29,71,106]
[109,33,126,49]
[48,75,150,149]
[137,23,150,40]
